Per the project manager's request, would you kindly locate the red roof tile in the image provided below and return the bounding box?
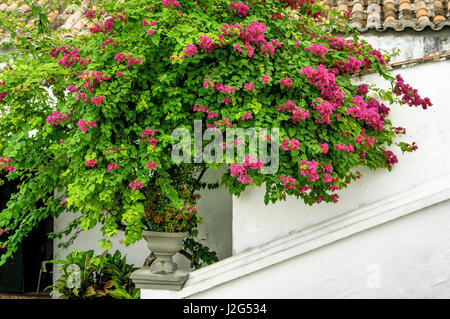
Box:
[0,0,449,41]
[323,0,450,32]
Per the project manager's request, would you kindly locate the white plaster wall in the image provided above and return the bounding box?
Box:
[192,199,450,299]
[361,30,450,62]
[53,166,232,279]
[233,60,450,254]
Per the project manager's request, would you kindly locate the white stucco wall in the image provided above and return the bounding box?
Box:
[233,57,450,254]
[192,199,450,299]
[53,166,232,278]
[361,30,450,63]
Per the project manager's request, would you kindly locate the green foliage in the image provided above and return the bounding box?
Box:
[183,237,219,269]
[49,249,140,299]
[0,0,427,265]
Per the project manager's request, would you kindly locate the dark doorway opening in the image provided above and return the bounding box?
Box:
[0,177,53,295]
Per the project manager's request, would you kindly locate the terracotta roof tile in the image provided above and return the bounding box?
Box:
[6,2,18,12]
[321,0,450,31]
[0,0,449,39]
[18,4,30,14]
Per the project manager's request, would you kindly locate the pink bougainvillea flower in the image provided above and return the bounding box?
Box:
[107,163,119,172]
[243,82,254,91]
[161,0,180,8]
[230,155,264,185]
[279,176,296,190]
[221,97,232,104]
[261,75,270,84]
[46,110,69,126]
[260,42,275,56]
[91,95,105,106]
[337,56,363,74]
[305,44,328,58]
[141,128,158,146]
[279,77,292,90]
[233,43,242,52]
[184,44,198,57]
[242,111,252,120]
[244,42,254,58]
[319,143,329,154]
[382,150,398,167]
[85,10,96,19]
[85,159,97,167]
[77,120,89,132]
[145,161,158,171]
[229,1,249,17]
[0,157,14,173]
[114,52,126,64]
[129,180,145,191]
[393,74,432,109]
[239,21,266,44]
[299,160,319,182]
[103,17,114,32]
[357,84,369,95]
[199,35,215,53]
[281,138,300,151]
[334,143,355,153]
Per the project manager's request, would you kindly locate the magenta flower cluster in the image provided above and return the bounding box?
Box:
[49,45,91,69]
[229,1,249,17]
[114,53,142,66]
[298,159,319,182]
[242,111,252,120]
[281,138,300,151]
[393,75,432,110]
[193,104,219,119]
[319,143,329,154]
[334,143,355,153]
[145,161,158,171]
[85,159,98,167]
[129,180,145,191]
[107,163,119,172]
[279,77,292,90]
[243,82,254,91]
[180,202,197,213]
[78,119,97,132]
[162,0,180,9]
[382,150,398,167]
[46,110,71,126]
[230,155,264,184]
[337,56,363,74]
[0,157,14,173]
[261,75,270,83]
[279,176,296,190]
[184,44,198,57]
[305,44,328,58]
[141,128,158,146]
[278,99,310,123]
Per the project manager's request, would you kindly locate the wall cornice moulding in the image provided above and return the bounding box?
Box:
[141,174,450,299]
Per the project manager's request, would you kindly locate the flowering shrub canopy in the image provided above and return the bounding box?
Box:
[0,0,429,264]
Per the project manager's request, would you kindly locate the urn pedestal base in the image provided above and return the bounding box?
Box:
[131,267,189,291]
[131,231,190,292]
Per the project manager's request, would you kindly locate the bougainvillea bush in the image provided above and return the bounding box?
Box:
[0,0,430,264]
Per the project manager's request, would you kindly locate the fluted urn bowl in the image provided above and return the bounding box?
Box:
[142,230,188,274]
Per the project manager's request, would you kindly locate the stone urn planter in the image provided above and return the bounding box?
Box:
[143,230,188,274]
